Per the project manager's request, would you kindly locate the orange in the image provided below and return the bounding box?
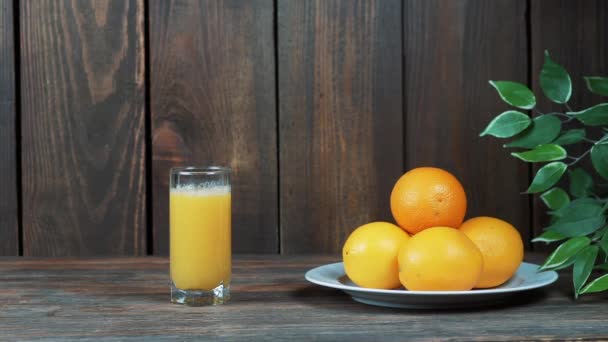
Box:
[390,167,467,234]
[398,227,483,291]
[342,222,410,289]
[460,216,524,288]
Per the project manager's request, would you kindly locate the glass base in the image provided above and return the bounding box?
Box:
[171,281,230,306]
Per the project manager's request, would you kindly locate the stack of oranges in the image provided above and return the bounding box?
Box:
[342,167,524,291]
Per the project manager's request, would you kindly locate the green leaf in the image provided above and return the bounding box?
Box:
[591,143,608,180]
[511,144,567,162]
[553,258,578,271]
[540,187,570,210]
[580,273,608,294]
[548,217,606,238]
[489,81,536,110]
[550,198,602,219]
[599,229,608,256]
[592,226,607,240]
[527,162,567,193]
[539,236,591,271]
[568,103,608,126]
[553,129,586,146]
[569,168,594,198]
[585,76,608,96]
[545,199,606,237]
[505,115,562,148]
[540,51,572,103]
[532,230,567,243]
[573,246,599,296]
[480,111,531,138]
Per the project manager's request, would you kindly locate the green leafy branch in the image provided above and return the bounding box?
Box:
[481,50,608,298]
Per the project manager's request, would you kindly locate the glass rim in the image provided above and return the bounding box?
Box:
[170,166,231,175]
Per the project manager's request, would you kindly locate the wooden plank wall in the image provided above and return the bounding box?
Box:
[20,0,146,256]
[403,0,531,247]
[0,0,606,255]
[0,0,17,255]
[149,0,277,254]
[278,0,403,253]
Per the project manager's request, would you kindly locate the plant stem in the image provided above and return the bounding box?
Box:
[565,103,574,112]
[598,135,608,144]
[547,112,569,118]
[568,149,592,166]
[590,192,602,200]
[546,112,575,123]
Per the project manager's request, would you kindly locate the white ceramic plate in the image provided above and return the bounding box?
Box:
[305,262,558,309]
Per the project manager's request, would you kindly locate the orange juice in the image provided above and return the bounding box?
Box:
[170,186,231,291]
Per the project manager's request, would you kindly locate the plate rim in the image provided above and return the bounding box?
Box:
[305,261,558,296]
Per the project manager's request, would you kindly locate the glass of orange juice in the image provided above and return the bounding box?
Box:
[170,166,231,306]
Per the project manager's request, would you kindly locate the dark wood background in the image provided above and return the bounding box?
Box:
[0,0,606,256]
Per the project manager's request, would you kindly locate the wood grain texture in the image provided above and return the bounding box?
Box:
[530,0,608,244]
[20,0,146,256]
[0,0,18,255]
[278,0,403,253]
[149,0,277,254]
[404,0,531,245]
[1,254,607,341]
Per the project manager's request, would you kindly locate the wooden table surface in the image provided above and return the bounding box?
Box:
[1,254,607,341]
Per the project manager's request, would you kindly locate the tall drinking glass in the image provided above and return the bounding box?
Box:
[170,166,231,306]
